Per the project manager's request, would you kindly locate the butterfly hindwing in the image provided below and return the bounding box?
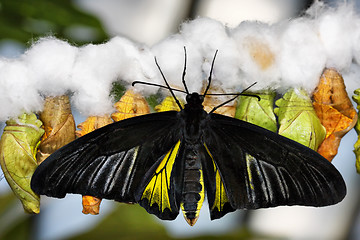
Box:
[200,144,236,220]
[31,111,182,203]
[204,113,346,210]
[136,140,184,220]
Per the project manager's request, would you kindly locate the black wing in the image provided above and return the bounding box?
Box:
[203,113,346,214]
[31,111,183,208]
[200,144,236,220]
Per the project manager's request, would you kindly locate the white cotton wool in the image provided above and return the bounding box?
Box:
[71,36,156,116]
[342,63,360,97]
[351,17,360,65]
[0,59,43,120]
[151,34,203,96]
[109,37,158,96]
[23,37,78,96]
[231,21,281,91]
[278,18,326,93]
[71,41,122,116]
[316,4,355,71]
[180,18,240,92]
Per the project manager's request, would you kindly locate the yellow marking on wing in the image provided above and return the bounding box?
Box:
[204,144,230,212]
[141,141,181,212]
[246,154,256,190]
[213,165,230,212]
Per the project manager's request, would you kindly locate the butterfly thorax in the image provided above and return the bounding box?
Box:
[182,93,207,144]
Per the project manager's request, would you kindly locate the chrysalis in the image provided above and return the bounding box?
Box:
[0,113,44,213]
[111,89,150,121]
[36,95,76,164]
[313,68,357,161]
[235,90,277,132]
[203,86,237,117]
[275,88,326,150]
[352,88,360,172]
[155,96,183,112]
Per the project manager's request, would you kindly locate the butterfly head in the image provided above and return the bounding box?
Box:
[186,92,204,106]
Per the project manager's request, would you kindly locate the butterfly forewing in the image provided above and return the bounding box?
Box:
[204,113,346,210]
[31,111,182,203]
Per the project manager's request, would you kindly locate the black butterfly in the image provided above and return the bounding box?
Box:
[31,48,346,226]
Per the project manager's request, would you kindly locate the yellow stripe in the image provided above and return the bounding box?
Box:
[204,144,230,212]
[246,154,255,190]
[180,168,205,221]
[141,141,181,212]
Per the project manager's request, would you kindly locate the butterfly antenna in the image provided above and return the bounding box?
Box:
[203,50,218,96]
[132,81,187,94]
[182,46,190,94]
[154,57,183,110]
[209,82,259,114]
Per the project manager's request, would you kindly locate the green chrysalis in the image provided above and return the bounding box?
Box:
[274,88,326,150]
[0,113,44,213]
[235,90,277,132]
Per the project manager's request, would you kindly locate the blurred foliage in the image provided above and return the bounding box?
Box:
[0,189,14,213]
[0,0,108,46]
[68,204,279,240]
[1,216,32,240]
[68,204,170,240]
[0,192,32,240]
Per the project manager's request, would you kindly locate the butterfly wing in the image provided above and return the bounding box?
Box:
[203,113,346,215]
[135,140,186,220]
[31,111,183,208]
[200,144,236,220]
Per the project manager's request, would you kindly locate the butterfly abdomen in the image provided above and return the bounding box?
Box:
[180,146,205,226]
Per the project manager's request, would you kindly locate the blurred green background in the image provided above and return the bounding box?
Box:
[0,0,108,47]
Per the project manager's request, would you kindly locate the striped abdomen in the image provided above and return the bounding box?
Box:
[180,146,205,226]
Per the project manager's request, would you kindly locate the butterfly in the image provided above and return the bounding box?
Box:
[31,48,346,226]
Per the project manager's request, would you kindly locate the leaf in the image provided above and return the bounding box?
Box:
[274,88,326,150]
[36,95,76,164]
[0,113,44,213]
[111,89,150,121]
[313,68,357,161]
[235,90,277,132]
